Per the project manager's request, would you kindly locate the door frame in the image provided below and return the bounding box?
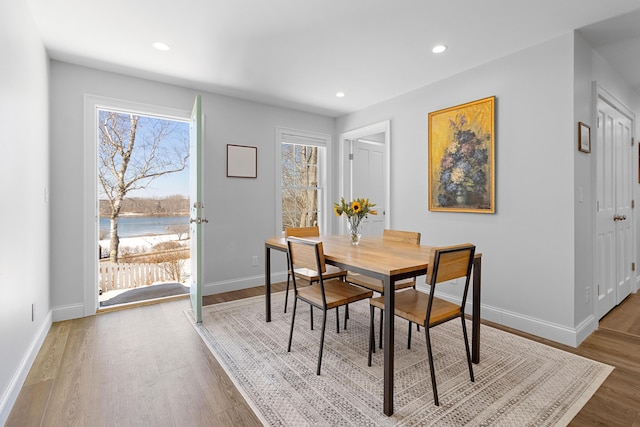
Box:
[83,95,191,316]
[337,120,391,234]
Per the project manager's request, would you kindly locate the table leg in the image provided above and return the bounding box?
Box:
[472,256,481,363]
[265,245,272,322]
[383,276,394,416]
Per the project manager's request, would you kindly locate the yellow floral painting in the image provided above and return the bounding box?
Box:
[428,96,495,213]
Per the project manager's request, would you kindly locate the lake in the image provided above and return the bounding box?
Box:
[99,215,189,238]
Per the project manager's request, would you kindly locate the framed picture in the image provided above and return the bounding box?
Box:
[578,122,591,153]
[428,96,495,213]
[227,144,257,178]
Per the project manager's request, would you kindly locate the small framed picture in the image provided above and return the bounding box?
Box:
[578,122,591,153]
[227,144,257,178]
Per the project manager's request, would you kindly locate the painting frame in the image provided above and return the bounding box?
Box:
[227,144,257,178]
[428,96,495,213]
[578,122,591,154]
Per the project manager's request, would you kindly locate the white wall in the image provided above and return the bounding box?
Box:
[49,61,334,319]
[0,0,51,423]
[336,34,580,344]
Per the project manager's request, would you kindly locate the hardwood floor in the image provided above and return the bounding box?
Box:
[7,286,640,426]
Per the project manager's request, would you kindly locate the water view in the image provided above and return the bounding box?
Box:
[99,215,189,238]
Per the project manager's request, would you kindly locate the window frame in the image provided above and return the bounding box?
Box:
[275,127,331,235]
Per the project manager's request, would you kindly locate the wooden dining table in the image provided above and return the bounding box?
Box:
[264,234,482,416]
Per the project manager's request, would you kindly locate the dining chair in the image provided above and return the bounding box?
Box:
[347,229,421,347]
[287,237,373,375]
[283,226,348,314]
[367,243,476,406]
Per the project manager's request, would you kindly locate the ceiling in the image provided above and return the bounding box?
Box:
[24,0,640,117]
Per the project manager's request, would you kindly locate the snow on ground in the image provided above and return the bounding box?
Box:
[99,280,191,302]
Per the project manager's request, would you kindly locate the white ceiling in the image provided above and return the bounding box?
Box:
[24,0,640,117]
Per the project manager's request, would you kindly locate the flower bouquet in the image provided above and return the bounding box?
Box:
[333,197,377,245]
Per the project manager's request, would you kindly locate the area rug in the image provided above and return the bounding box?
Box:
[185,292,613,426]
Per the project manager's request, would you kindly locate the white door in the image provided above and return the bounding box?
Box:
[352,138,386,237]
[189,95,204,323]
[595,97,633,319]
[339,121,391,235]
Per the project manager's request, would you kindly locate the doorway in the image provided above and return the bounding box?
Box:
[84,96,193,315]
[338,121,391,236]
[96,107,191,308]
[595,86,635,319]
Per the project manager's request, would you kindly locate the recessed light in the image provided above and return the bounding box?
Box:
[152,42,171,51]
[432,44,447,54]
[336,91,345,98]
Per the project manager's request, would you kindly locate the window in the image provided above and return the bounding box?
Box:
[277,128,329,233]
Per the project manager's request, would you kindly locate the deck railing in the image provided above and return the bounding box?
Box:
[99,248,190,292]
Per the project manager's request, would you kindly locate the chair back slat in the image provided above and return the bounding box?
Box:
[383,229,421,244]
[287,238,326,274]
[285,226,319,238]
[426,244,475,285]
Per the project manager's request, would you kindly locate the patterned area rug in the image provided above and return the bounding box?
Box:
[185,292,612,426]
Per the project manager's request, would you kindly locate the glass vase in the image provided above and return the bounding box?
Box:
[347,220,362,246]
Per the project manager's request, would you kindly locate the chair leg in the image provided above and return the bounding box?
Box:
[378,308,384,349]
[371,307,376,354]
[413,286,420,332]
[344,305,349,330]
[407,321,412,349]
[308,279,315,330]
[368,304,375,366]
[336,306,340,333]
[287,298,298,352]
[461,317,475,382]
[284,273,290,313]
[424,326,439,406]
[317,309,327,375]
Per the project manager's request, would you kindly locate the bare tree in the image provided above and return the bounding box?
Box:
[167,224,190,241]
[99,111,189,262]
[281,145,319,229]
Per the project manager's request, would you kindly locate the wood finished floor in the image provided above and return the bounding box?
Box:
[7,286,640,426]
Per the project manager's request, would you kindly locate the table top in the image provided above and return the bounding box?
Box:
[267,234,436,278]
[267,234,481,277]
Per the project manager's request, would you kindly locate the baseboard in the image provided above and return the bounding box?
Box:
[203,271,287,296]
[0,309,52,426]
[52,303,85,322]
[476,303,582,347]
[574,315,598,346]
[429,288,587,348]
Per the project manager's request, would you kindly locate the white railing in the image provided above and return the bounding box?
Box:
[99,261,176,292]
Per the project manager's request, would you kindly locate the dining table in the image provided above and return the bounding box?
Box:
[264,234,482,416]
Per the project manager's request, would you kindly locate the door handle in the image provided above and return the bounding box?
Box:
[189,217,209,224]
[613,214,627,221]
